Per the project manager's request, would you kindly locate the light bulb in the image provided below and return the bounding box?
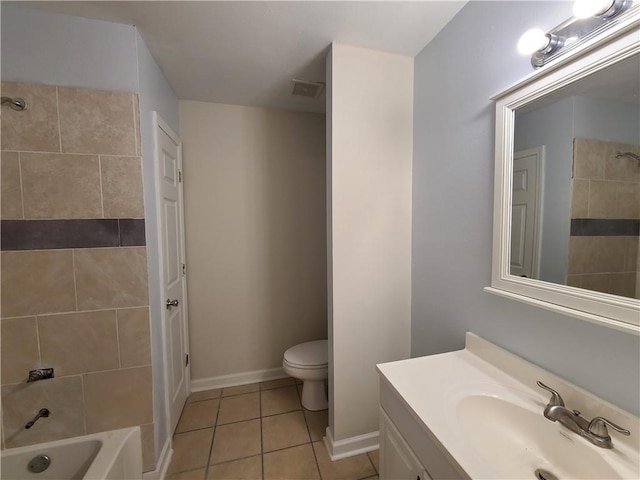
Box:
[573,0,615,18]
[517,29,550,55]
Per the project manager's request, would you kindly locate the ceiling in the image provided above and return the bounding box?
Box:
[19,1,467,113]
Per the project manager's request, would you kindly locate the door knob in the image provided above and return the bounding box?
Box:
[166,299,179,309]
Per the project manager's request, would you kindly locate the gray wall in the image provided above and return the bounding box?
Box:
[412,0,640,415]
[514,97,574,284]
[2,4,180,464]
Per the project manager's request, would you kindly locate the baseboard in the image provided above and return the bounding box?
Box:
[190,366,287,392]
[323,427,379,461]
[142,436,172,480]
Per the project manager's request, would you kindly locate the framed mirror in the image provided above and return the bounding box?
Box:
[487,12,640,334]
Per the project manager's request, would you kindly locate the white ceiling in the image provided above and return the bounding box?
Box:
[20,1,467,113]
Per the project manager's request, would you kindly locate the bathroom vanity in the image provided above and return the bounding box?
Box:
[377,333,640,480]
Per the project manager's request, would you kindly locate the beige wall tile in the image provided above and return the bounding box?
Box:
[0,82,60,152]
[1,152,23,219]
[588,180,617,219]
[1,317,40,385]
[133,95,141,157]
[117,307,151,368]
[628,237,640,272]
[567,236,599,275]
[566,275,582,289]
[2,376,85,448]
[596,237,626,273]
[580,274,610,295]
[84,365,153,432]
[573,138,605,180]
[605,144,640,182]
[141,423,156,473]
[20,152,102,219]
[570,179,589,218]
[610,272,636,298]
[38,310,119,376]
[74,247,149,310]
[1,250,76,317]
[58,87,136,155]
[100,156,144,218]
[616,182,640,219]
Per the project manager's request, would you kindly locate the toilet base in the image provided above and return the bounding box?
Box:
[301,379,328,411]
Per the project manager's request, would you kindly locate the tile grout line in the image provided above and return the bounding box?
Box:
[55,87,62,153]
[71,249,79,311]
[98,156,105,218]
[17,152,25,219]
[204,390,223,479]
[259,384,265,480]
[34,315,43,366]
[115,310,122,368]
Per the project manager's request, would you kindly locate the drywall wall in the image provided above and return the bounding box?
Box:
[178,101,327,384]
[412,0,640,415]
[327,43,413,444]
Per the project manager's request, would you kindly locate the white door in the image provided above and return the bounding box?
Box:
[155,113,190,434]
[511,147,544,279]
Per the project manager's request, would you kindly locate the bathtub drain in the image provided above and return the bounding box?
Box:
[534,468,559,480]
[27,455,51,474]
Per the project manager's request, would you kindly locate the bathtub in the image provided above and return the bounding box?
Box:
[1,427,142,480]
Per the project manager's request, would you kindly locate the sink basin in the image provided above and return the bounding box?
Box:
[457,395,637,479]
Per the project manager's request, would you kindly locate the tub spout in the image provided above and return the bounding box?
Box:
[25,408,50,429]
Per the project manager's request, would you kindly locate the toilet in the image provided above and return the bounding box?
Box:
[282,339,328,411]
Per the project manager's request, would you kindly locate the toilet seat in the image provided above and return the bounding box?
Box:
[283,339,327,368]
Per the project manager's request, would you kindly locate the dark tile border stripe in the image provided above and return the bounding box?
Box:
[1,219,146,251]
[570,218,640,237]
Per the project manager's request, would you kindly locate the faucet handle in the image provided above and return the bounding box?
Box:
[536,381,565,407]
[588,417,630,438]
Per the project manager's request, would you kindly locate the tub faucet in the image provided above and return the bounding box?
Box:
[537,381,630,449]
[25,408,50,429]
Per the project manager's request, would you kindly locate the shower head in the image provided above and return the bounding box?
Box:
[1,96,27,111]
[615,151,640,162]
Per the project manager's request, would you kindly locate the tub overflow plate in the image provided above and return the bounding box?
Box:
[27,454,51,474]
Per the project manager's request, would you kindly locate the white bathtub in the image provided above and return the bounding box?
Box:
[1,427,142,480]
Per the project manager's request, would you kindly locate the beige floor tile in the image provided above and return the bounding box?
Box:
[303,409,328,442]
[167,468,207,480]
[210,419,261,465]
[368,450,379,474]
[168,428,214,475]
[222,383,260,397]
[313,441,376,480]
[263,444,319,480]
[217,392,260,425]
[361,476,378,480]
[262,411,310,452]
[207,455,262,480]
[260,377,296,391]
[188,389,222,403]
[261,386,301,416]
[176,399,219,433]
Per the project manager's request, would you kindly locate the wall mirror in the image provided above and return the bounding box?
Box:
[487,13,640,334]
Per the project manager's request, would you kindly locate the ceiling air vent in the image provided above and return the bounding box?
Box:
[290,79,325,98]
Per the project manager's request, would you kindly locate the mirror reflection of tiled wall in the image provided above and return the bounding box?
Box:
[0,82,155,470]
[567,137,640,299]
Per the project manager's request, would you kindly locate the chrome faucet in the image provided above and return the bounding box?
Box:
[25,408,50,429]
[537,381,630,449]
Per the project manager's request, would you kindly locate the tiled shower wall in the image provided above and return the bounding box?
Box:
[567,137,640,299]
[0,82,155,470]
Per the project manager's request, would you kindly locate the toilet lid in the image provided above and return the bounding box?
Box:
[284,339,328,367]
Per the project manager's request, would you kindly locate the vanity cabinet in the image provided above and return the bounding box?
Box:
[379,409,431,480]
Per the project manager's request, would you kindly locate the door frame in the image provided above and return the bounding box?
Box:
[153,111,191,438]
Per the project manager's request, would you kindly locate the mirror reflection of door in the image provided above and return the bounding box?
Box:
[511,147,544,279]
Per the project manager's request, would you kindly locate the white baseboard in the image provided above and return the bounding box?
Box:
[190,366,287,392]
[142,437,173,480]
[323,427,379,461]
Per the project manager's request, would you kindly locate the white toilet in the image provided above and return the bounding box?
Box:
[282,339,328,411]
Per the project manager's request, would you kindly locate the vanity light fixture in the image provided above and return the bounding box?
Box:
[519,0,638,68]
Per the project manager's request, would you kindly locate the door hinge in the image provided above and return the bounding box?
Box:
[178,170,182,182]
[182,263,186,276]
[185,354,189,366]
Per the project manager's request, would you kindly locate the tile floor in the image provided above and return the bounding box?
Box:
[167,377,379,480]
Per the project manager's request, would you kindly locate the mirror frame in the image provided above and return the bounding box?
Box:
[487,13,640,335]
